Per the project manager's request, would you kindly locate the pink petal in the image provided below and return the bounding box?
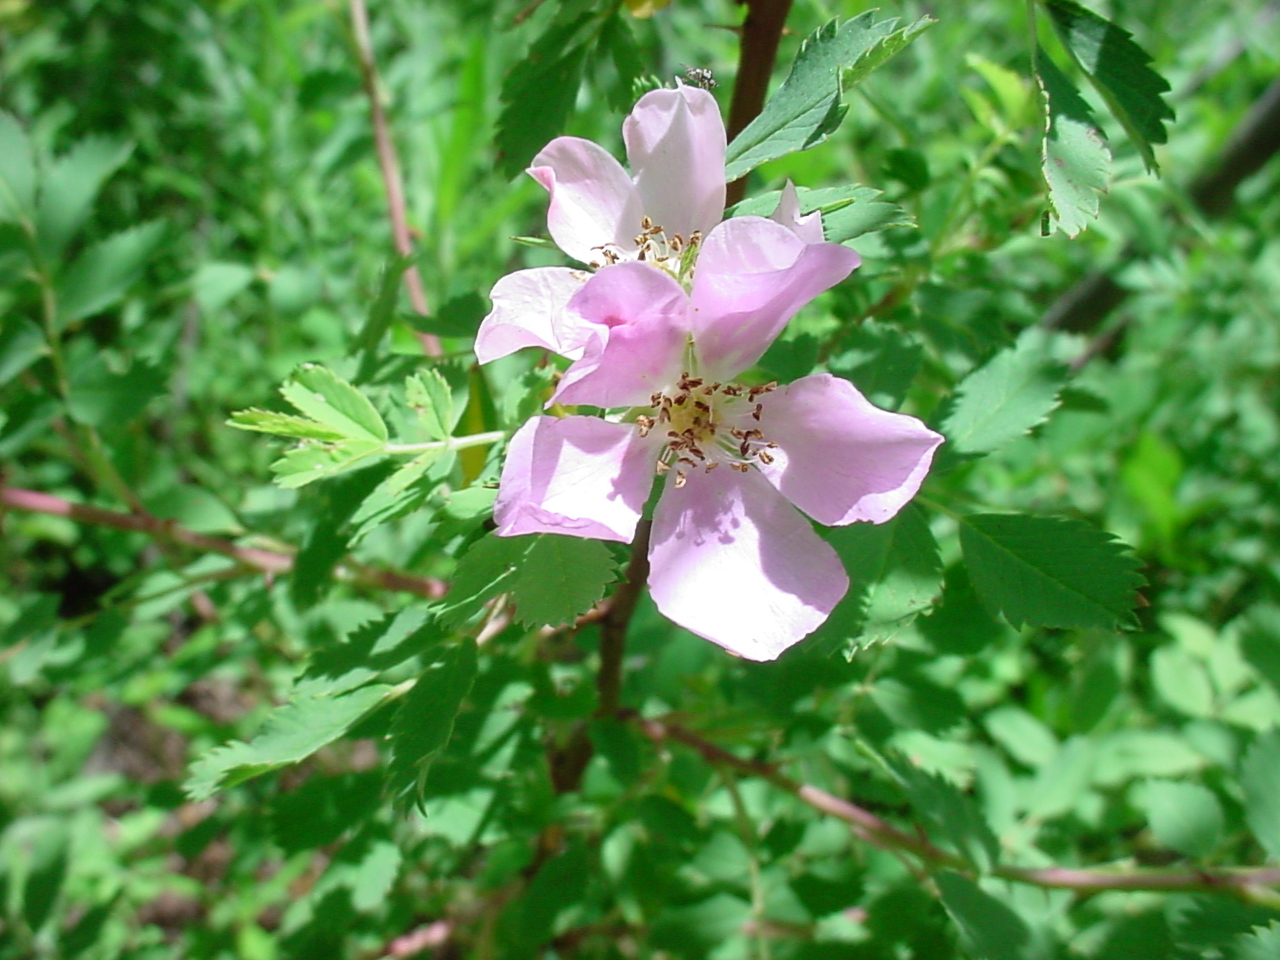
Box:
[770,181,825,244]
[530,137,645,265]
[623,86,726,244]
[552,262,690,408]
[690,217,861,378]
[754,374,944,525]
[494,415,657,543]
[647,466,849,661]
[475,267,594,363]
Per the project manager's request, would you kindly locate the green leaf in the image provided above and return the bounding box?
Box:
[817,505,943,652]
[388,639,478,808]
[827,321,924,411]
[942,328,1068,456]
[935,871,1031,960]
[1044,0,1174,173]
[496,13,595,179]
[0,318,46,389]
[411,291,488,340]
[1142,780,1224,859]
[959,514,1144,630]
[650,894,753,954]
[724,14,934,182]
[731,184,912,242]
[1241,606,1280,696]
[36,136,134,262]
[270,441,385,489]
[896,762,999,871]
[1036,53,1111,238]
[406,369,454,441]
[1150,645,1215,718]
[920,565,1008,656]
[54,222,166,328]
[351,253,411,365]
[280,364,388,443]
[511,535,619,628]
[65,355,166,429]
[290,466,389,610]
[192,261,256,314]
[0,111,36,223]
[503,844,591,948]
[1236,922,1280,960]
[600,11,645,113]
[227,408,349,441]
[438,533,617,630]
[871,675,965,734]
[437,533,527,629]
[1240,729,1280,860]
[185,683,391,800]
[243,368,393,488]
[348,451,451,540]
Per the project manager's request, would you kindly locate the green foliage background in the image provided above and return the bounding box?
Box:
[2,0,1279,957]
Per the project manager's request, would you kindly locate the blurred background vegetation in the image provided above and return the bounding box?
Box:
[2,0,1279,957]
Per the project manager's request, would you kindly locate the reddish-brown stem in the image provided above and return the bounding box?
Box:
[1,484,446,600]
[725,0,795,207]
[632,714,1280,902]
[348,0,441,357]
[596,519,651,719]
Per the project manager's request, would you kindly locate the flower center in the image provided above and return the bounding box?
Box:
[633,372,779,488]
[589,216,702,285]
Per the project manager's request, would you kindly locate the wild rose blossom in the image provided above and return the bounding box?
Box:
[476,85,943,660]
[476,83,830,366]
[485,256,943,660]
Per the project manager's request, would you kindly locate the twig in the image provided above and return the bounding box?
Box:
[1,484,447,600]
[725,0,795,207]
[543,519,654,798]
[347,0,441,357]
[596,519,651,718]
[631,714,1280,902]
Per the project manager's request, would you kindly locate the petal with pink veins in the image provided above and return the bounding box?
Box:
[494,415,657,543]
[690,217,860,378]
[769,181,825,244]
[530,137,645,265]
[754,373,944,526]
[647,466,849,661]
[475,267,595,363]
[624,86,726,243]
[552,263,691,408]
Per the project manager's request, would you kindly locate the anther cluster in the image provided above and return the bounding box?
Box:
[637,373,779,488]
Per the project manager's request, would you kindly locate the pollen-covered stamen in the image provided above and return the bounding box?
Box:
[642,371,781,478]
[625,217,703,281]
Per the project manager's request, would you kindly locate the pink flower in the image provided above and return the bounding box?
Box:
[489,257,944,661]
[475,84,833,366]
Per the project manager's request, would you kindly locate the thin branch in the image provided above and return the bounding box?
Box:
[632,714,1280,902]
[347,0,441,356]
[725,0,795,208]
[596,519,651,719]
[1,484,447,600]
